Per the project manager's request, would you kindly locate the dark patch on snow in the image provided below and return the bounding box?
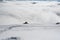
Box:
[23,22,28,24]
[56,12,60,16]
[10,37,17,39]
[2,37,20,40]
[58,3,60,5]
[56,22,60,24]
[31,2,37,4]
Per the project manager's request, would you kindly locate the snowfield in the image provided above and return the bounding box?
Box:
[0,1,60,25]
[0,1,60,40]
[0,24,60,40]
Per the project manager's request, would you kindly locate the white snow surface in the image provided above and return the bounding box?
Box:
[0,1,60,25]
[0,24,60,40]
[0,1,60,40]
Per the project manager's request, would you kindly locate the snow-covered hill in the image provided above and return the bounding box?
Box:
[0,1,60,25]
[0,1,60,40]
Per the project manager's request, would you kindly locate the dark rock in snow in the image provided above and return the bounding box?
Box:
[10,37,17,39]
[32,2,37,4]
[7,37,18,40]
[56,22,60,24]
[23,22,28,24]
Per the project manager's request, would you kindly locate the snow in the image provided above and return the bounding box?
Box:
[0,24,60,40]
[0,1,60,40]
[0,1,60,25]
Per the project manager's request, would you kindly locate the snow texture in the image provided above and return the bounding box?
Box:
[0,1,60,40]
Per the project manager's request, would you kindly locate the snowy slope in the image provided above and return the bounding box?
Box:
[0,1,60,25]
[0,24,60,40]
[0,1,60,40]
